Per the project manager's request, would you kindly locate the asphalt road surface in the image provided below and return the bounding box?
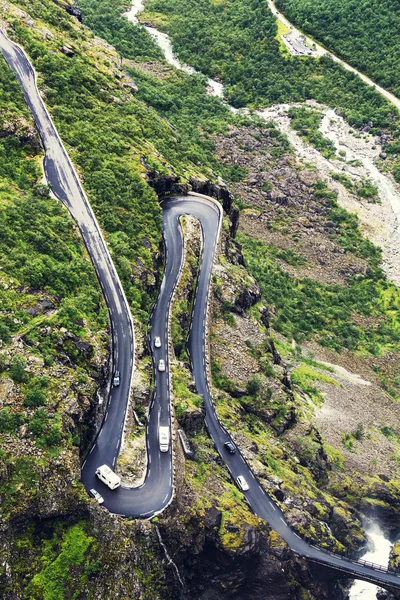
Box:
[1,28,400,591]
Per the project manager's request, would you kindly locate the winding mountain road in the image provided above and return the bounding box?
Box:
[2,26,400,592]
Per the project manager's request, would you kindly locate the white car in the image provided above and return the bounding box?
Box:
[158,359,166,372]
[89,488,104,504]
[236,475,249,492]
[154,336,161,348]
[113,371,120,387]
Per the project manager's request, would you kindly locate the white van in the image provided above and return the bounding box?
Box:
[159,426,170,453]
[95,464,121,490]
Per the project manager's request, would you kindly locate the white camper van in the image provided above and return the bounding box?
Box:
[95,464,121,490]
[159,426,170,453]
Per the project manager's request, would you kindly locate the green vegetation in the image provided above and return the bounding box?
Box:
[288,106,336,158]
[4,0,231,325]
[24,386,47,408]
[267,243,307,267]
[276,0,400,99]
[129,67,235,175]
[246,374,262,396]
[5,520,136,599]
[342,424,365,452]
[78,0,162,61]
[217,488,263,551]
[314,180,380,260]
[291,363,338,404]
[299,355,335,373]
[238,222,400,358]
[357,178,379,202]
[172,363,203,417]
[332,172,353,190]
[10,356,28,382]
[0,407,24,433]
[142,0,396,129]
[28,522,94,600]
[78,0,249,180]
[170,217,202,359]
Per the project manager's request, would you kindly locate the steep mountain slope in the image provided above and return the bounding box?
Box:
[1,0,400,598]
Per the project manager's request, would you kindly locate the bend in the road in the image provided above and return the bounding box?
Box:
[2,26,400,592]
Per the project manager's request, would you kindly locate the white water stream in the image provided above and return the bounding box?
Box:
[155,526,185,589]
[258,102,400,286]
[349,522,393,599]
[125,0,400,289]
[124,0,224,97]
[123,3,400,597]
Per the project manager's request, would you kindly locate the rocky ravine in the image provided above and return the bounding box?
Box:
[259,101,400,286]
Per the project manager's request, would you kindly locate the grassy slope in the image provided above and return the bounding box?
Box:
[2,0,240,326]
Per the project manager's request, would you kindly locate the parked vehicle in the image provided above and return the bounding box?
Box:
[95,465,121,490]
[154,336,161,348]
[236,475,249,491]
[89,488,104,504]
[158,359,166,372]
[159,426,170,452]
[113,371,120,387]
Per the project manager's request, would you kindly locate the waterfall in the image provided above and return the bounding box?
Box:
[155,526,186,590]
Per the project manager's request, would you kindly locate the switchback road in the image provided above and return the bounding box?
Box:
[2,26,400,592]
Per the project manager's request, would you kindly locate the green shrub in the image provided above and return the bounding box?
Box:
[288,106,336,158]
[246,374,262,396]
[29,409,49,437]
[44,425,62,447]
[10,356,28,383]
[84,559,103,577]
[28,523,94,599]
[0,408,23,433]
[24,387,47,408]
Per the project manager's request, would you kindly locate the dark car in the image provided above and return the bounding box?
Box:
[224,441,236,454]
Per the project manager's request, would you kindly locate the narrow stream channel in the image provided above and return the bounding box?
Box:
[123,3,399,597]
[124,0,224,98]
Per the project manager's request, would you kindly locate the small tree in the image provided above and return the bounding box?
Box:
[0,408,22,433]
[33,183,51,198]
[44,425,61,447]
[353,423,365,441]
[11,356,28,383]
[24,387,47,408]
[246,374,262,397]
[29,408,49,436]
